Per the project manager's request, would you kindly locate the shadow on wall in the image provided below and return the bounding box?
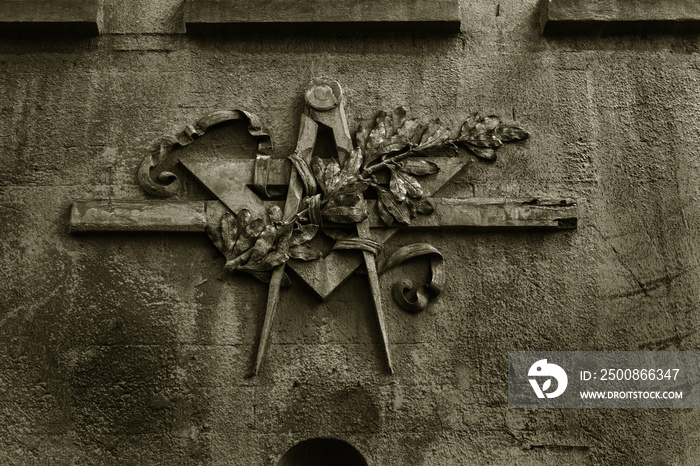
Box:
[278,438,368,466]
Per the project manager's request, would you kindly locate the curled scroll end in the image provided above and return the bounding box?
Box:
[379,243,444,313]
[137,136,181,198]
[392,279,429,313]
[137,154,180,197]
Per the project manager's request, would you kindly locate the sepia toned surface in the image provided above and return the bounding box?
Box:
[0,0,102,36]
[185,0,461,33]
[541,0,700,34]
[2,0,700,464]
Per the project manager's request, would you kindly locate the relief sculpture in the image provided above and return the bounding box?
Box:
[71,78,577,374]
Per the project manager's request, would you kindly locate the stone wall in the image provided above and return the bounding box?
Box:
[1,0,699,464]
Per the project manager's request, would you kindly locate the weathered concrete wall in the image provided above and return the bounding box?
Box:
[1,0,700,464]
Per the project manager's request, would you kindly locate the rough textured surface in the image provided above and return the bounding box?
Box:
[185,0,461,34]
[2,0,700,464]
[541,0,700,34]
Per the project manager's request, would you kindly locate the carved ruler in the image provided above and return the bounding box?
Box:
[71,158,577,298]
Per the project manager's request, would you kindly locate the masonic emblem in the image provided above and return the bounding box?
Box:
[70,78,577,374]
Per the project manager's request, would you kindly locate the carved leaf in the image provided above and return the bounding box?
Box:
[237,209,252,229]
[328,180,369,200]
[363,108,414,166]
[232,218,265,257]
[246,224,278,265]
[463,144,497,161]
[459,113,502,149]
[378,107,410,155]
[220,212,240,254]
[220,211,240,255]
[290,223,319,247]
[364,111,388,164]
[376,194,396,226]
[245,218,265,237]
[425,143,458,157]
[289,243,323,261]
[495,124,529,142]
[240,251,290,272]
[342,147,363,179]
[206,210,232,254]
[397,118,425,147]
[377,187,410,225]
[389,164,424,200]
[323,158,342,194]
[479,115,501,136]
[224,208,251,256]
[404,197,417,218]
[395,170,423,199]
[396,158,440,176]
[273,222,295,252]
[417,119,452,150]
[389,168,407,202]
[322,206,369,224]
[458,112,528,159]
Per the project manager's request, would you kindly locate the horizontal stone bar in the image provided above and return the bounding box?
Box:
[390,198,578,230]
[69,198,577,233]
[184,0,461,34]
[1,0,102,36]
[69,201,207,233]
[541,0,700,34]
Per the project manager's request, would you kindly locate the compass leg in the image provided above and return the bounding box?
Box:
[357,220,394,374]
[253,265,285,375]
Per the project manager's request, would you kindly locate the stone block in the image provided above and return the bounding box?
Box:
[0,0,102,36]
[185,0,461,34]
[541,0,700,34]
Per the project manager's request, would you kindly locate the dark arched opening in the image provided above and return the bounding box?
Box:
[277,438,368,466]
